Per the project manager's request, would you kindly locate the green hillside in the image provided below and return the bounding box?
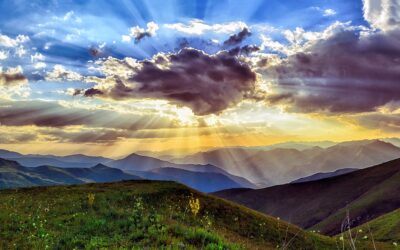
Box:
[349,208,400,244]
[0,180,369,250]
[215,158,400,237]
[312,169,400,235]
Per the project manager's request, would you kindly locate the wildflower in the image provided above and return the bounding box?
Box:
[189,195,200,216]
[87,193,95,207]
[393,242,398,247]
[339,236,344,241]
[358,229,363,233]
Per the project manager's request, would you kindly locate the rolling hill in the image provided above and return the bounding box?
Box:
[215,158,400,236]
[0,180,384,249]
[350,208,400,244]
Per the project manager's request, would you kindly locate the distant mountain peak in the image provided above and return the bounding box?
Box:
[91,163,109,169]
[0,158,21,167]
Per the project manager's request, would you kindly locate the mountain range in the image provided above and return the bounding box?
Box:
[173,139,400,186]
[1,138,400,191]
[215,157,400,235]
[0,138,400,246]
[0,152,255,192]
[0,159,141,189]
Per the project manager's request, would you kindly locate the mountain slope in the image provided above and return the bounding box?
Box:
[291,168,357,184]
[350,208,400,243]
[215,158,400,236]
[0,180,353,249]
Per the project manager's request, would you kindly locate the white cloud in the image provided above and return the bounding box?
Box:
[311,7,337,17]
[15,46,27,57]
[31,52,45,62]
[63,11,74,21]
[363,0,400,31]
[323,9,337,16]
[46,65,83,82]
[0,34,29,48]
[121,35,131,43]
[164,19,247,35]
[260,22,354,56]
[0,50,8,60]
[34,62,47,69]
[122,22,159,43]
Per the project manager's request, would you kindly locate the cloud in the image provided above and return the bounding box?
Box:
[0,66,28,86]
[41,127,132,143]
[33,62,47,69]
[165,19,247,35]
[0,100,175,131]
[311,7,337,17]
[0,131,37,144]
[363,0,400,31]
[357,112,400,132]
[323,9,337,16]
[223,28,251,47]
[0,51,8,60]
[46,65,83,82]
[227,45,260,56]
[80,48,257,115]
[265,22,400,114]
[122,22,159,43]
[0,34,29,48]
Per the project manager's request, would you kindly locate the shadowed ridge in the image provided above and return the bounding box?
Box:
[215,158,400,236]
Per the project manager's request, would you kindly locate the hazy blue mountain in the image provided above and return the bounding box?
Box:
[7,157,94,168]
[106,153,256,189]
[0,159,140,189]
[0,150,113,168]
[0,149,23,159]
[128,167,244,192]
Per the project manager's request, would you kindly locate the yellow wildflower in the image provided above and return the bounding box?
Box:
[88,193,95,207]
[189,195,200,216]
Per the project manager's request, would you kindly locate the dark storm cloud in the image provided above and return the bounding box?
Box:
[129,22,159,43]
[134,32,152,43]
[0,71,27,86]
[228,45,260,56]
[0,100,174,130]
[268,29,400,113]
[83,88,103,97]
[223,28,251,46]
[84,48,257,115]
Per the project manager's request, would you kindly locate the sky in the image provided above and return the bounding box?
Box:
[0,0,399,157]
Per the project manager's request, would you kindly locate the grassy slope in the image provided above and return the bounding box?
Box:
[0,180,347,250]
[313,170,400,235]
[215,158,400,236]
[349,208,400,244]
